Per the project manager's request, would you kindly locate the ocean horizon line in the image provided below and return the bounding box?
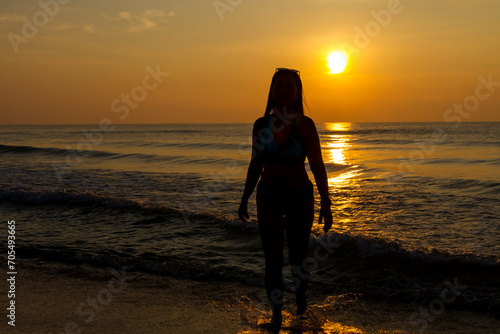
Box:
[1,120,500,126]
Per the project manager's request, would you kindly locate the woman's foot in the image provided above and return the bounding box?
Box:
[271,311,282,328]
[259,312,282,333]
[296,294,308,316]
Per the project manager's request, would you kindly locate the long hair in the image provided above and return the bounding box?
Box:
[263,69,305,118]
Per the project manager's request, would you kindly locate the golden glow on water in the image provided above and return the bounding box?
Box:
[237,321,368,333]
[311,123,363,233]
[325,140,348,165]
[327,170,362,189]
[323,123,352,166]
[235,299,408,334]
[325,169,363,232]
[321,321,367,333]
[236,306,367,334]
[326,122,351,132]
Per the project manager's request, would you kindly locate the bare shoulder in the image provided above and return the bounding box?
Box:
[296,115,317,134]
[254,117,266,127]
[252,117,267,134]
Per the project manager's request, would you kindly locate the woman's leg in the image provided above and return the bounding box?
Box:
[256,194,285,319]
[284,194,314,315]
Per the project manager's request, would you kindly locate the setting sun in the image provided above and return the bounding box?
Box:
[326,50,349,74]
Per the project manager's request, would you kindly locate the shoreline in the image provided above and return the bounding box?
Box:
[2,259,499,333]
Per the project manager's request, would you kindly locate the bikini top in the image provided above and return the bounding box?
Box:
[257,116,306,164]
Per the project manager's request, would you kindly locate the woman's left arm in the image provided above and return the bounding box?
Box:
[301,117,333,232]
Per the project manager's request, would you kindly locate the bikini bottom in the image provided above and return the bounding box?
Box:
[256,180,313,216]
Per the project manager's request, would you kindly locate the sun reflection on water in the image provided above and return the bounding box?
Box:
[316,123,363,232]
[234,296,407,334]
[327,169,362,189]
[322,122,352,166]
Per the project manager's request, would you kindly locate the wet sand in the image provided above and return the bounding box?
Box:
[3,260,499,334]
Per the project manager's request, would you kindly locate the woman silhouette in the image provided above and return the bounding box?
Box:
[238,68,333,330]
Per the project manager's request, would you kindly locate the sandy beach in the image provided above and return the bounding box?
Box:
[2,258,498,334]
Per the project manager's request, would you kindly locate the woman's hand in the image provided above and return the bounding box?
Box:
[319,198,333,233]
[238,200,250,223]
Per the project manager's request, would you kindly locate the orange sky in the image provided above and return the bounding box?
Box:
[1,0,499,124]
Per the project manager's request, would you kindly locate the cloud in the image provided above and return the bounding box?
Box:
[118,11,131,19]
[0,13,76,33]
[0,14,23,22]
[53,22,76,31]
[104,9,174,32]
[83,24,96,33]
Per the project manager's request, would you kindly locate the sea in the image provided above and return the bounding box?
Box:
[1,122,499,316]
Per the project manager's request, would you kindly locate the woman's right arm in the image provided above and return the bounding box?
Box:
[238,118,264,222]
